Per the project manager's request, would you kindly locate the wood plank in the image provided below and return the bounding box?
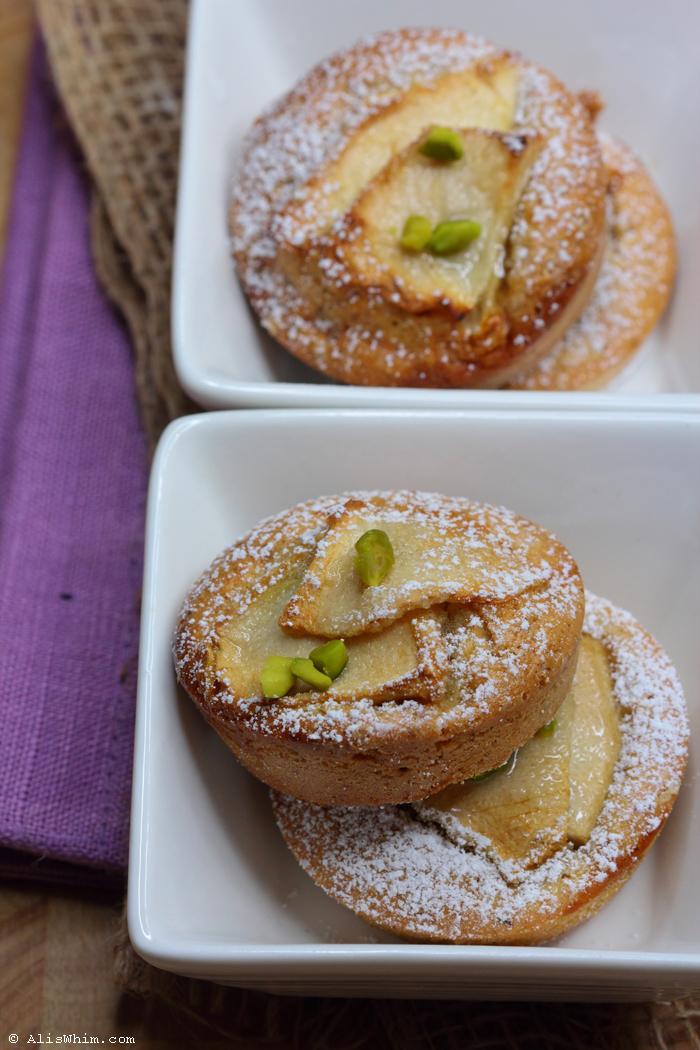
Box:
[0,888,47,1041]
[43,892,125,1035]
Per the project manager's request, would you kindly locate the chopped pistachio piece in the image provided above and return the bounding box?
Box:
[470,752,515,782]
[310,638,348,680]
[260,656,294,699]
[470,768,496,783]
[536,718,558,738]
[428,219,481,255]
[399,214,432,252]
[354,529,395,587]
[419,126,464,162]
[290,657,332,691]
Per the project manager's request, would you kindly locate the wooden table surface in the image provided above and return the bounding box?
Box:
[0,5,226,1045]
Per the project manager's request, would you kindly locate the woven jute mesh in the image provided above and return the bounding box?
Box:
[38,0,195,452]
[35,2,700,1045]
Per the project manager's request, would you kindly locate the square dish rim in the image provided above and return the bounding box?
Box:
[172,0,700,409]
[128,407,700,990]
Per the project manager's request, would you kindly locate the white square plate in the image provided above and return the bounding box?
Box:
[129,408,700,999]
[173,0,700,409]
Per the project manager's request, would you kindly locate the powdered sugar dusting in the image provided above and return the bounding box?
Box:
[510,133,675,390]
[232,29,494,258]
[280,497,557,638]
[229,28,605,386]
[271,592,688,942]
[174,490,582,748]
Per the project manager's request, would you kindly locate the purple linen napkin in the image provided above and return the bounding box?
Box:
[0,40,147,874]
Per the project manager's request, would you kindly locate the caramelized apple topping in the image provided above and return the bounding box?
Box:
[416,635,622,873]
[279,501,551,638]
[342,127,541,314]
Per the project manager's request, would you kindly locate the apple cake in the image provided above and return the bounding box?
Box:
[507,134,676,390]
[230,28,675,390]
[272,592,689,943]
[173,491,584,806]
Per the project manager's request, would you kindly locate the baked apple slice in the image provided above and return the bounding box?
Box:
[216,574,447,703]
[279,499,552,637]
[417,633,622,871]
[343,126,541,314]
[421,687,576,871]
[567,634,621,844]
[279,60,520,243]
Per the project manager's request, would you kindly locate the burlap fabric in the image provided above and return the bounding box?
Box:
[35,2,700,1045]
[38,0,195,453]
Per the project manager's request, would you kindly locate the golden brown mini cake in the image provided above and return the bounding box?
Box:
[230,28,610,388]
[174,491,584,806]
[272,593,689,944]
[230,29,675,391]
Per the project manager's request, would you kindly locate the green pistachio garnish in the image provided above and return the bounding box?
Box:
[399,214,432,252]
[428,219,481,255]
[310,639,348,680]
[536,718,558,738]
[290,657,333,691]
[470,765,501,783]
[470,752,515,782]
[354,529,395,587]
[419,126,464,162]
[260,656,295,699]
